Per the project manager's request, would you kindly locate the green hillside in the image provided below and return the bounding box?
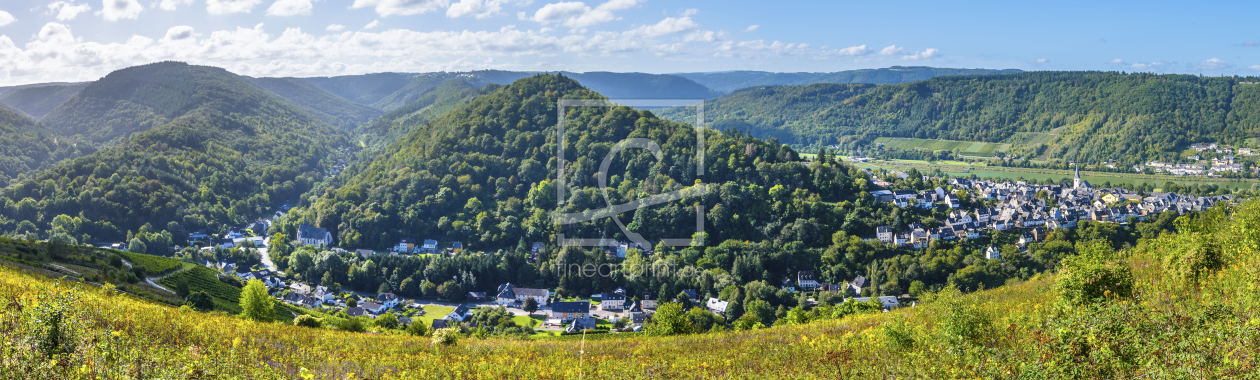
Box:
[666,71,1260,164]
[293,74,864,251]
[0,83,87,119]
[247,77,383,131]
[302,72,415,106]
[0,105,93,182]
[0,62,348,242]
[676,66,1023,93]
[353,77,493,150]
[368,74,472,111]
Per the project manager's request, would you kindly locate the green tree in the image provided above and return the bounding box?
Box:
[745,299,775,327]
[406,320,431,336]
[438,280,463,301]
[375,312,400,330]
[523,297,539,315]
[1055,241,1134,305]
[239,279,274,322]
[421,280,438,297]
[647,302,691,336]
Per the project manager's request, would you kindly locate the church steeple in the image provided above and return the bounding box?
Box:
[1073,161,1082,189]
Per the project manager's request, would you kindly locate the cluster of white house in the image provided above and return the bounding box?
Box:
[870,170,1230,251]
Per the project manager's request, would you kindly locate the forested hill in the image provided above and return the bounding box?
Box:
[676,66,1023,93]
[0,105,92,183]
[287,74,874,256]
[0,62,348,243]
[666,71,1260,164]
[246,77,383,131]
[352,77,494,151]
[42,62,340,145]
[0,83,88,119]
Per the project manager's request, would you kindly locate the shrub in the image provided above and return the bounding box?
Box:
[432,327,460,346]
[1161,233,1223,286]
[882,317,915,350]
[937,286,990,346]
[294,314,322,328]
[406,321,431,337]
[1055,241,1134,305]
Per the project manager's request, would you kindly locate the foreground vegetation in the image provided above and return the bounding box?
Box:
[3,197,1260,377]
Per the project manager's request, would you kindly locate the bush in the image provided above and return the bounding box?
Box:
[432,327,460,346]
[937,286,990,346]
[882,317,915,350]
[406,320,431,337]
[1055,241,1134,305]
[294,314,322,328]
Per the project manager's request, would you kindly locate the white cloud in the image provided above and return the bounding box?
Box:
[834,45,870,56]
[364,19,381,29]
[158,0,194,11]
[0,17,887,86]
[527,0,641,28]
[48,2,93,21]
[903,48,939,60]
[163,25,196,41]
[1109,58,1124,65]
[628,16,697,37]
[1193,57,1232,71]
[1029,58,1047,63]
[326,23,345,31]
[878,45,903,55]
[97,0,143,20]
[207,0,262,14]
[1250,65,1260,70]
[744,24,758,32]
[352,0,450,17]
[0,10,14,27]
[1242,40,1258,47]
[447,0,526,18]
[266,0,315,16]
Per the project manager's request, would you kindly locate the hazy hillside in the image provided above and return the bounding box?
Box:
[676,66,1023,93]
[665,71,1260,164]
[302,72,415,106]
[367,74,475,111]
[0,105,92,182]
[247,77,383,131]
[353,77,493,150]
[0,62,348,241]
[0,83,87,119]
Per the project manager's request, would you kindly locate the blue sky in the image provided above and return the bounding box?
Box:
[0,0,1256,85]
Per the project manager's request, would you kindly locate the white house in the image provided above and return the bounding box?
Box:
[375,293,399,309]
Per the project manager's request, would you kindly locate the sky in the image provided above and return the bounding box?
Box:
[0,0,1258,85]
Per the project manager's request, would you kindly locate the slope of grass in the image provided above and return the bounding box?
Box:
[3,201,1260,378]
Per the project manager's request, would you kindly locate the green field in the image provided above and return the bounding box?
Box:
[874,137,1012,157]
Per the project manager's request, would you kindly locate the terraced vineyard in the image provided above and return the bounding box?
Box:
[159,265,242,312]
[873,137,1012,157]
[117,251,187,275]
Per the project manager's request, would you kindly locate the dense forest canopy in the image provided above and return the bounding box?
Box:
[667,71,1260,164]
[0,62,348,243]
[0,105,93,183]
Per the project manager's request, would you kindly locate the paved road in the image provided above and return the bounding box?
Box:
[258,238,277,272]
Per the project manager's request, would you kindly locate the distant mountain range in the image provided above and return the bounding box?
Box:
[675,66,1023,93]
[659,71,1260,165]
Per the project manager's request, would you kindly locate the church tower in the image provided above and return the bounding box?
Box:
[1073,162,1082,189]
